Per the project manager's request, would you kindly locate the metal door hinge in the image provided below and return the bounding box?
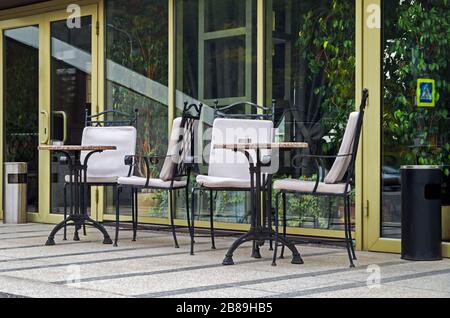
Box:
[95,188,100,205]
[364,200,369,217]
[96,21,99,35]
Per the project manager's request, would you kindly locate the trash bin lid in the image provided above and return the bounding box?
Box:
[401,165,441,170]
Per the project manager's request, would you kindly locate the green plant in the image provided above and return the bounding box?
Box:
[295,0,356,157]
[383,0,450,200]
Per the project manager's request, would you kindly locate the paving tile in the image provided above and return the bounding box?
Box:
[0,223,449,298]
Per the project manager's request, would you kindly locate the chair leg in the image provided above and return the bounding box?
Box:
[343,195,355,268]
[346,196,357,260]
[114,186,121,247]
[169,190,179,248]
[185,186,193,253]
[280,192,287,259]
[209,190,216,250]
[272,192,281,266]
[83,185,88,236]
[63,184,68,241]
[190,187,196,255]
[131,188,136,242]
[133,188,138,242]
[267,186,273,251]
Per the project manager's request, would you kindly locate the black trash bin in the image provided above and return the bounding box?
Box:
[401,165,442,261]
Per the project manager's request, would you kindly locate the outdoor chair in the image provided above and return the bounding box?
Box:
[115,102,203,247]
[62,109,138,241]
[272,89,369,268]
[189,101,275,255]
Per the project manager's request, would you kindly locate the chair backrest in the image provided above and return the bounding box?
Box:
[85,108,138,128]
[208,100,275,180]
[214,100,275,122]
[81,126,137,178]
[208,118,274,180]
[324,89,369,184]
[159,102,203,181]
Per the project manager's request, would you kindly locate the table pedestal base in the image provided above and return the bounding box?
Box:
[222,228,303,266]
[45,215,113,246]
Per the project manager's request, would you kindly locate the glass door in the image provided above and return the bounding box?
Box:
[1,19,42,220]
[1,5,99,223]
[363,0,450,257]
[47,6,98,220]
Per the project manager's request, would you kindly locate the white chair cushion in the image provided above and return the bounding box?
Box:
[81,126,137,179]
[324,112,359,184]
[118,176,187,189]
[196,175,251,189]
[273,179,350,194]
[208,118,274,180]
[65,175,118,184]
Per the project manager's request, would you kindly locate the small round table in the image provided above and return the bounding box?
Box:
[214,142,309,266]
[38,145,117,246]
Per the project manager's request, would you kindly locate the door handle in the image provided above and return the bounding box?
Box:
[53,111,68,144]
[40,110,49,144]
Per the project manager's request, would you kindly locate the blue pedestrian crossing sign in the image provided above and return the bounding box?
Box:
[417,79,436,107]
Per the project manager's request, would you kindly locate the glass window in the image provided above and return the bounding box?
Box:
[381,0,450,239]
[266,0,356,231]
[105,0,169,218]
[3,26,40,213]
[175,0,257,224]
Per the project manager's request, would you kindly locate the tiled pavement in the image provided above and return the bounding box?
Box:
[0,223,449,298]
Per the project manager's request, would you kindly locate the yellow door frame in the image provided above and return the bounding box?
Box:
[361,0,450,257]
[0,2,100,224]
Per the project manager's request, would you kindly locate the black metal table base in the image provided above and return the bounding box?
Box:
[46,215,113,246]
[44,149,112,246]
[222,228,303,266]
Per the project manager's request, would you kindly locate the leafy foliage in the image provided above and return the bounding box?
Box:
[296,0,356,156]
[383,0,450,199]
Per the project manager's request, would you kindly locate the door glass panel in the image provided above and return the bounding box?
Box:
[104,0,169,218]
[174,0,256,224]
[265,0,356,231]
[381,0,450,239]
[50,16,92,214]
[3,26,40,213]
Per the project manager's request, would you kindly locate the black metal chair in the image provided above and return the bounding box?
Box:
[272,89,369,268]
[62,109,138,241]
[115,102,203,248]
[189,100,275,256]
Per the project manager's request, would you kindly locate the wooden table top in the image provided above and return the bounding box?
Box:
[38,145,117,151]
[214,142,308,150]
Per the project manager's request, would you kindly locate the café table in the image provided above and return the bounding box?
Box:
[38,145,116,246]
[214,142,309,266]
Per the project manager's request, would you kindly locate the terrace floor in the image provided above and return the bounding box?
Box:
[0,223,449,298]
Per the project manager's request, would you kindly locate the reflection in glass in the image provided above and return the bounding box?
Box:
[50,16,92,214]
[3,26,40,213]
[266,0,356,230]
[105,0,169,218]
[204,36,246,99]
[204,0,246,32]
[175,0,257,224]
[381,0,450,239]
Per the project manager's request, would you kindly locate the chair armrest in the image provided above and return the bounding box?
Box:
[124,155,153,187]
[291,154,328,194]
